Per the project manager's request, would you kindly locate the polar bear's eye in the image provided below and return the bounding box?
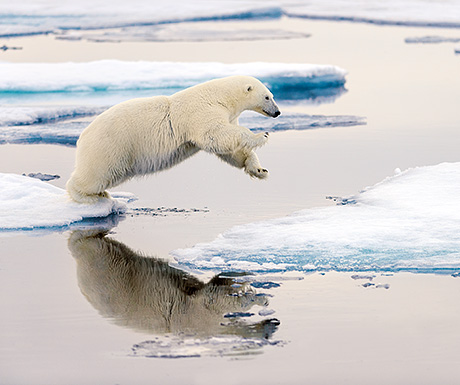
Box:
[265,96,270,100]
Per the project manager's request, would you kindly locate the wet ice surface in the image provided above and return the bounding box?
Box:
[0,111,364,146]
[172,162,460,274]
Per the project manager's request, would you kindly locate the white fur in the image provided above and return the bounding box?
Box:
[66,76,280,203]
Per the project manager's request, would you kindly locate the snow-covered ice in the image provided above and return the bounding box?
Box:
[0,60,346,94]
[0,173,135,230]
[172,162,460,274]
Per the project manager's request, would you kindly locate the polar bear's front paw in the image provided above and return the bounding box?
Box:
[251,132,269,148]
[247,167,269,179]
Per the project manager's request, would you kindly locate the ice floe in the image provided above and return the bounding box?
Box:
[22,172,60,181]
[405,36,460,44]
[0,105,105,126]
[0,173,135,231]
[56,25,310,43]
[3,0,460,39]
[284,0,460,28]
[0,60,346,95]
[0,110,365,146]
[172,162,460,274]
[0,2,283,38]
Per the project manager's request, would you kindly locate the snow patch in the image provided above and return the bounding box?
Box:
[0,173,135,230]
[172,162,460,274]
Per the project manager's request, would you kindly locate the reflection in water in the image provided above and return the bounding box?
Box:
[68,230,280,356]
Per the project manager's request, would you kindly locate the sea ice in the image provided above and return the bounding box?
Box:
[405,36,460,44]
[172,162,460,274]
[22,173,60,181]
[0,61,347,95]
[0,110,364,146]
[0,121,88,146]
[0,2,283,38]
[0,105,105,126]
[56,25,310,43]
[3,0,460,38]
[0,173,135,231]
[284,0,460,28]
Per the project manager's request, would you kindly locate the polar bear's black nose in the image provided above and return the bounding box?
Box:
[273,110,281,118]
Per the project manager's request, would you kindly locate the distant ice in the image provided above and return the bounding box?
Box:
[172,162,460,274]
[0,105,105,126]
[0,121,87,146]
[3,0,460,39]
[405,36,460,44]
[0,109,364,147]
[284,0,460,28]
[351,274,375,281]
[0,173,135,231]
[0,2,283,38]
[0,44,22,51]
[250,282,281,289]
[56,25,310,43]
[22,172,60,181]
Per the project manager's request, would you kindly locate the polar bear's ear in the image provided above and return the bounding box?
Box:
[245,84,254,93]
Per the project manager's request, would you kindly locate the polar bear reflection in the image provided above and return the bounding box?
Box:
[68,230,279,338]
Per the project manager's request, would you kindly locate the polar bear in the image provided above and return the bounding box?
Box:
[66,75,280,203]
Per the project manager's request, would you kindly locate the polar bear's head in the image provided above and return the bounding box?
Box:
[242,77,281,118]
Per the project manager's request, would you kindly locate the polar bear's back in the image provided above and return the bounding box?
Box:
[71,95,183,194]
[80,96,171,145]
